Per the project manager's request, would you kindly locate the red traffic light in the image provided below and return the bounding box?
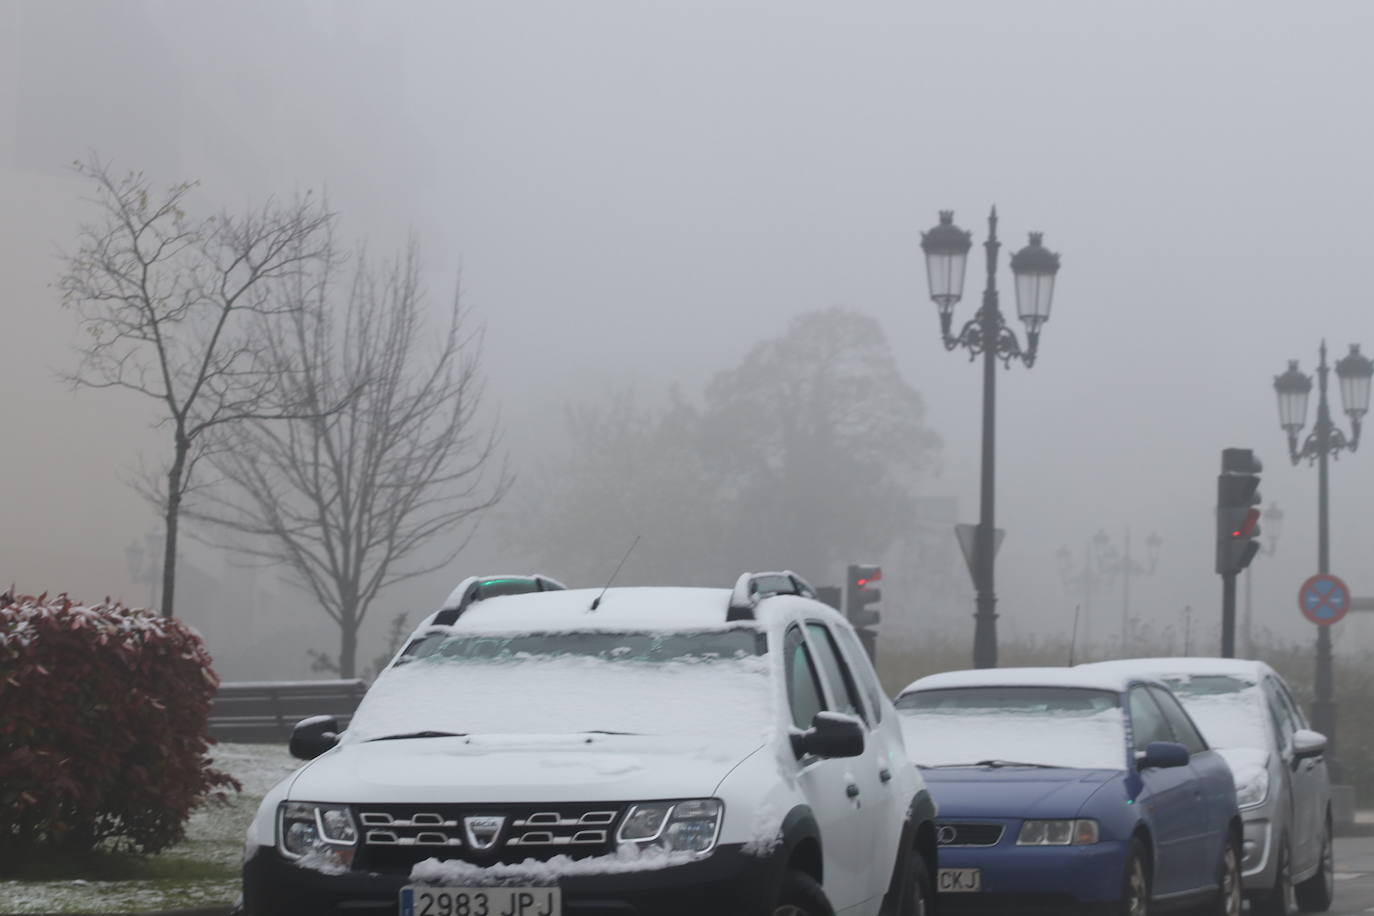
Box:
[1230,508,1261,539]
[855,567,882,588]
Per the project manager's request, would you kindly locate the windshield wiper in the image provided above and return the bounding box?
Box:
[921,759,1059,769]
[579,730,641,735]
[366,730,467,742]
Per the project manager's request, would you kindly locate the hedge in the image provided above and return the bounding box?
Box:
[0,591,239,857]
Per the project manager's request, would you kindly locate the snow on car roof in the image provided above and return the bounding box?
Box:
[419,586,842,635]
[898,666,1146,698]
[1078,657,1270,684]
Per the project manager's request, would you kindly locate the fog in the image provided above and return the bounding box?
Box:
[4,0,1374,677]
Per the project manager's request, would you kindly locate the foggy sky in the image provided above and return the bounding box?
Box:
[4,0,1374,669]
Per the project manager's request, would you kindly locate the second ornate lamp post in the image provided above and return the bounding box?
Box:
[1272,341,1373,772]
[921,209,1061,668]
[1093,528,1162,646]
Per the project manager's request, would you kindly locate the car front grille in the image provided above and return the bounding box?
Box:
[354,803,626,872]
[936,822,1006,847]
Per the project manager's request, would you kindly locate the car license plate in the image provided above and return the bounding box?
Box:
[937,867,982,893]
[401,886,561,916]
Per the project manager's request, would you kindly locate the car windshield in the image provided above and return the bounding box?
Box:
[346,629,771,741]
[896,686,1127,770]
[1157,674,1269,750]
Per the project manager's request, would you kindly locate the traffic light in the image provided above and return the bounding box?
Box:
[845,564,882,661]
[1216,447,1262,576]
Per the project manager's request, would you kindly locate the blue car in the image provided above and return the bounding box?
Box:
[895,668,1242,916]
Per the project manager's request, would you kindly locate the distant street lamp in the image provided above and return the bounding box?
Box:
[1272,341,1373,776]
[921,209,1061,669]
[124,533,161,609]
[1241,502,1283,657]
[1091,528,1161,645]
[1056,540,1112,652]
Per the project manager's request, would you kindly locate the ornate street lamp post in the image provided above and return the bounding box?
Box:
[1273,342,1373,773]
[921,209,1061,668]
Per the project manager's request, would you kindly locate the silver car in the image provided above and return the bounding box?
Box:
[1080,658,1333,915]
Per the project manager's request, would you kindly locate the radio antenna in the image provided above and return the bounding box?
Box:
[1068,604,1081,667]
[590,535,640,611]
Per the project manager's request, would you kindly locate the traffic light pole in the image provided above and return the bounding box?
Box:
[1220,573,1237,658]
[1215,448,1262,657]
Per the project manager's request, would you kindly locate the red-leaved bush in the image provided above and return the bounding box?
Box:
[0,591,240,856]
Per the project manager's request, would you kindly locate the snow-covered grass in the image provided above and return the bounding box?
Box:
[1,742,297,915]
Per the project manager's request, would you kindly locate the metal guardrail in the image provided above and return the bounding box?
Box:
[209,678,368,743]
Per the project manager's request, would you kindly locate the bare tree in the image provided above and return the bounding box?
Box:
[58,158,334,617]
[195,241,511,677]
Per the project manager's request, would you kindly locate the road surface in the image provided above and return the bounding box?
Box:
[1332,835,1374,915]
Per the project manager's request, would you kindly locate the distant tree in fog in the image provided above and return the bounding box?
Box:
[514,308,940,588]
[193,241,511,678]
[508,388,724,587]
[699,307,941,578]
[57,158,333,618]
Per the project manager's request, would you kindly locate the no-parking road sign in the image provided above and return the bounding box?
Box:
[1298,573,1350,626]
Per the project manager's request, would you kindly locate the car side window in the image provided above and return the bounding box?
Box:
[1273,677,1310,730]
[784,625,827,729]
[1148,686,1208,754]
[805,623,866,723]
[833,624,884,724]
[1263,678,1297,754]
[1128,687,1173,752]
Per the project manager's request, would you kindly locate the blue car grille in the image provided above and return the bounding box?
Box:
[937,821,1005,847]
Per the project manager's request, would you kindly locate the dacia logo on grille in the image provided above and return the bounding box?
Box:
[464,815,506,851]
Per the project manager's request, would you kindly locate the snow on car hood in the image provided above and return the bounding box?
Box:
[921,766,1118,819]
[345,654,773,742]
[287,733,766,804]
[897,707,1127,771]
[1215,746,1269,794]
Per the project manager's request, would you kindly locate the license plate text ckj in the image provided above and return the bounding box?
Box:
[937,868,982,893]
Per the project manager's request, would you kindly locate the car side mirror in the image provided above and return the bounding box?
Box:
[1292,729,1327,762]
[1136,741,1190,770]
[289,715,341,760]
[790,712,865,760]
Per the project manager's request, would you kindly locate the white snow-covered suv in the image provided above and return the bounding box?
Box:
[241,573,937,916]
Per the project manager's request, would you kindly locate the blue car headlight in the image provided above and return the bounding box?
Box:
[1017,818,1099,846]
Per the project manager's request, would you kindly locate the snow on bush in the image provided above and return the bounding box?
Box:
[0,590,239,856]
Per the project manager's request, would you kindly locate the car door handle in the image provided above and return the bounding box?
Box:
[879,768,893,784]
[846,783,861,799]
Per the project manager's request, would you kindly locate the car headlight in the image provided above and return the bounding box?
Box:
[1236,767,1270,809]
[616,799,723,857]
[1017,818,1099,846]
[278,802,358,870]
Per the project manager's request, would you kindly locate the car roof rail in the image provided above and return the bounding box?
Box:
[727,571,817,621]
[432,574,568,626]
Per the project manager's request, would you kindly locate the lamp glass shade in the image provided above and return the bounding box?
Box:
[1273,361,1312,432]
[920,211,972,316]
[1010,232,1061,333]
[1335,343,1374,419]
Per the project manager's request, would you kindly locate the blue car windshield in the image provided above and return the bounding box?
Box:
[896,686,1127,770]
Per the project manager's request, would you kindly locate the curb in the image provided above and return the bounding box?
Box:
[1338,823,1374,838]
[2,909,231,916]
